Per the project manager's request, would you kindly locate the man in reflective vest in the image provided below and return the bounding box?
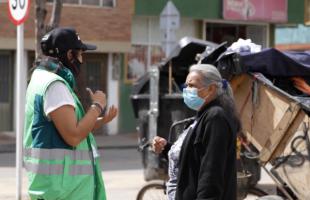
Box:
[24,27,117,200]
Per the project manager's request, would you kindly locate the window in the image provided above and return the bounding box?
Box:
[47,0,115,7]
[206,22,267,48]
[64,0,79,3]
[125,45,165,83]
[47,0,78,3]
[84,0,99,6]
[101,0,114,7]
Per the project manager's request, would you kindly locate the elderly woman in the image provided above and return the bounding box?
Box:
[152,64,240,200]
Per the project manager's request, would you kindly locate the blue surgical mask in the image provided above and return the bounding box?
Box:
[183,87,205,111]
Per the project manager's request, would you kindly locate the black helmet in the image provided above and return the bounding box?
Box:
[41,27,96,57]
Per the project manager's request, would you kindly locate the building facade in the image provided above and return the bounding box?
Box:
[1,0,306,136]
[119,0,306,132]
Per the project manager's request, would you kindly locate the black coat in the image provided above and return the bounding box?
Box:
[163,99,238,200]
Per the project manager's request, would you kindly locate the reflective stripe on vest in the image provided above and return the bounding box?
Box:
[24,148,92,161]
[24,162,63,175]
[24,162,93,175]
[24,148,94,175]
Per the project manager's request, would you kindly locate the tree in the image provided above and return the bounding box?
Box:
[35,0,63,58]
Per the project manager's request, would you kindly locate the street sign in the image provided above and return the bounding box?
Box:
[160,1,180,30]
[160,1,180,57]
[161,29,177,48]
[8,1,29,200]
[8,0,30,25]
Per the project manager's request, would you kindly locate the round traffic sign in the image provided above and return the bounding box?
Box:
[8,0,30,25]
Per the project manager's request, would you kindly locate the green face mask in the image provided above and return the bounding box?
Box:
[38,57,77,89]
[56,65,76,89]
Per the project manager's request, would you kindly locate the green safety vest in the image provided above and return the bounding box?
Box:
[24,68,106,200]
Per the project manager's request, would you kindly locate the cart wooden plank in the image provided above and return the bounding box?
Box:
[232,74,301,163]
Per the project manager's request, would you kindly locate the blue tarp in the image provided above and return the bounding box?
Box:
[241,48,310,77]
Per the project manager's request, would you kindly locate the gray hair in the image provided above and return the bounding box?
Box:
[189,64,240,132]
[189,64,233,99]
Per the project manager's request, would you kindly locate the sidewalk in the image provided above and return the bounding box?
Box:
[0,132,139,153]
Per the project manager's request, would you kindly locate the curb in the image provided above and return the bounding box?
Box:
[97,145,138,150]
[0,144,138,153]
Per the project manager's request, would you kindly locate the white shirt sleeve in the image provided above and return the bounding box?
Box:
[44,81,75,119]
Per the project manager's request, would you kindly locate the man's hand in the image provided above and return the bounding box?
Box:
[86,87,107,109]
[101,105,118,124]
[92,105,118,131]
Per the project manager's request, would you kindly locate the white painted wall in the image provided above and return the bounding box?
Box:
[106,53,119,135]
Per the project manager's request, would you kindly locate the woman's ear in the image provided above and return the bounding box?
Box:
[199,85,211,99]
[207,84,217,97]
[210,84,217,96]
[66,50,73,60]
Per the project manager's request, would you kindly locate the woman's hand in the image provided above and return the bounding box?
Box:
[101,105,118,124]
[86,87,107,109]
[152,136,167,154]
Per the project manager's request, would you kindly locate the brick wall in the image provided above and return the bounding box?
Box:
[0,1,134,42]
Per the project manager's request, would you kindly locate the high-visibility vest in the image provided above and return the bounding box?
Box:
[24,69,106,200]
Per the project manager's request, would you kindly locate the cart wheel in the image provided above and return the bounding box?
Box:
[247,187,268,197]
[136,180,166,200]
[256,195,284,200]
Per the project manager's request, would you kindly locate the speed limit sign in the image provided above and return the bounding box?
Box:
[8,0,30,25]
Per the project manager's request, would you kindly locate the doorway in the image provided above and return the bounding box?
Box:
[0,52,13,132]
[206,22,267,48]
[78,53,108,134]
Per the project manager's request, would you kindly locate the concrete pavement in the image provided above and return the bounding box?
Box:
[0,167,146,200]
[0,148,145,200]
[0,132,279,200]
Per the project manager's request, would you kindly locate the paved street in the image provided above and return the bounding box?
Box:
[0,148,146,200]
[0,126,281,200]
[0,147,277,200]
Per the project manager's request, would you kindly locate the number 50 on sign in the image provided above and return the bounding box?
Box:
[8,0,30,25]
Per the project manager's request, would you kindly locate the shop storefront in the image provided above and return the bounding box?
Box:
[203,0,288,47]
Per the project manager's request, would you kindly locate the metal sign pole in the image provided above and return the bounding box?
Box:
[16,23,24,200]
[7,0,29,198]
[165,29,170,58]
